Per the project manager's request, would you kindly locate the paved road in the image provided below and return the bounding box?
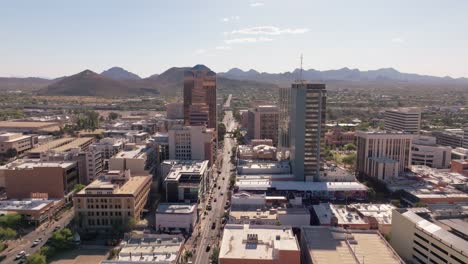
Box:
[193,110,237,264]
[3,209,74,263]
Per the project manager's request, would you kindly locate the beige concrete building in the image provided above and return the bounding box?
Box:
[356,130,413,181]
[168,125,214,164]
[0,121,61,134]
[90,137,125,159]
[28,137,94,158]
[301,226,403,264]
[2,160,78,199]
[0,133,38,156]
[164,160,209,203]
[391,208,467,264]
[229,207,310,227]
[108,145,148,175]
[412,135,452,168]
[73,170,151,231]
[247,105,279,146]
[384,108,421,134]
[219,224,300,264]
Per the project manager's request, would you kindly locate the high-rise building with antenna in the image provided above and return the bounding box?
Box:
[278,55,327,181]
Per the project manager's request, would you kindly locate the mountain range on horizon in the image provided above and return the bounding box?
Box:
[1,65,467,97]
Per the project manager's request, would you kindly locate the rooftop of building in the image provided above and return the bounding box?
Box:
[0,133,32,142]
[301,226,403,264]
[165,160,209,182]
[0,160,76,170]
[313,203,368,225]
[356,130,414,136]
[0,198,58,211]
[236,180,368,192]
[79,172,150,196]
[386,107,421,114]
[0,121,59,128]
[29,137,75,153]
[104,234,183,263]
[398,208,468,255]
[347,203,395,225]
[452,147,468,155]
[156,203,196,214]
[230,206,309,221]
[219,224,299,260]
[112,145,146,159]
[52,137,94,152]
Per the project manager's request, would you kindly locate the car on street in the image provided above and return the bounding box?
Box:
[211,222,216,229]
[213,198,217,202]
[218,186,221,189]
[15,251,25,260]
[206,245,211,252]
[220,192,224,196]
[32,238,42,247]
[206,204,212,210]
[53,226,61,231]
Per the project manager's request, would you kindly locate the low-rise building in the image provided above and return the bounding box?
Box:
[109,145,148,175]
[452,147,468,160]
[411,135,452,168]
[0,121,61,134]
[0,133,39,156]
[347,203,394,235]
[219,224,300,264]
[301,226,403,264]
[313,203,370,230]
[164,160,209,203]
[229,207,310,227]
[237,144,277,160]
[237,160,290,175]
[2,160,78,199]
[325,126,355,146]
[90,137,125,159]
[28,137,94,158]
[73,170,151,231]
[155,203,197,233]
[451,159,468,176]
[40,149,103,184]
[391,208,468,264]
[433,129,464,148]
[0,198,64,225]
[101,233,184,264]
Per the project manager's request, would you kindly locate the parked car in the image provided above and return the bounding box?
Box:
[15,251,25,260]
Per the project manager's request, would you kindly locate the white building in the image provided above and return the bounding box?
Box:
[452,147,468,160]
[356,130,413,181]
[411,135,451,168]
[384,108,421,134]
[90,137,124,159]
[109,145,147,175]
[168,125,214,164]
[164,160,209,203]
[155,203,197,232]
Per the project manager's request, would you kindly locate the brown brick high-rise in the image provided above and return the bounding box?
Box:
[183,65,217,129]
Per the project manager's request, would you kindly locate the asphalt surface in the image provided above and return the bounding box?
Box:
[3,209,74,263]
[193,110,237,264]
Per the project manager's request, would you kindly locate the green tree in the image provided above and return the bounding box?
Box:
[342,153,357,167]
[343,143,356,151]
[50,228,74,250]
[210,247,220,264]
[73,184,86,193]
[0,227,16,240]
[5,148,17,158]
[26,253,46,264]
[0,213,22,229]
[40,246,55,259]
[108,112,119,120]
[217,123,227,139]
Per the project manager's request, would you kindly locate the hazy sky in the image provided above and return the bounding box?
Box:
[1,0,467,78]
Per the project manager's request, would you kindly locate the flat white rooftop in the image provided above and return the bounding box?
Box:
[156,203,196,214]
[0,199,57,211]
[219,224,299,261]
[236,180,368,192]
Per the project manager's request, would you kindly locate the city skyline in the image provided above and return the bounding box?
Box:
[1,0,468,78]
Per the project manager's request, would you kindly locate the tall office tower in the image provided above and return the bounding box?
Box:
[278,87,291,149]
[183,65,217,129]
[289,83,327,181]
[384,108,421,134]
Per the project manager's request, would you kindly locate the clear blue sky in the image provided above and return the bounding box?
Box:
[1,0,467,78]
